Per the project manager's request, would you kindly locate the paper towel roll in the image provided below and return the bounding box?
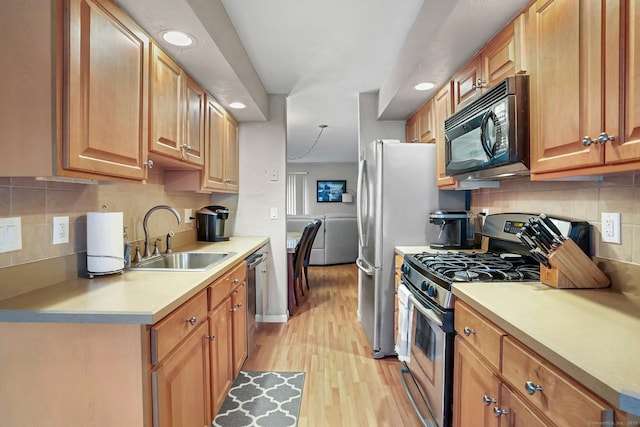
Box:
[87,212,124,275]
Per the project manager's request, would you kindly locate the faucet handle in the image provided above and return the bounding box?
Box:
[132,245,141,263]
[153,238,161,256]
[166,231,175,254]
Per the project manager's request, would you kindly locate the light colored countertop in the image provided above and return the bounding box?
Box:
[0,236,268,325]
[395,245,640,416]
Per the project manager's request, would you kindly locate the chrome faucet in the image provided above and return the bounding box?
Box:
[142,205,182,258]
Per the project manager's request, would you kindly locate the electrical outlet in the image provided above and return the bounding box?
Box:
[601,212,621,244]
[52,216,69,245]
[185,208,192,223]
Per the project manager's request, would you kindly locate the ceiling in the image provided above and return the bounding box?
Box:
[115,0,529,163]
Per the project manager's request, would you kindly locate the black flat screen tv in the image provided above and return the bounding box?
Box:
[316,180,346,203]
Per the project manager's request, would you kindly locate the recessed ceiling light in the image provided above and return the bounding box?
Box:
[414,82,436,91]
[161,30,194,47]
[229,102,246,109]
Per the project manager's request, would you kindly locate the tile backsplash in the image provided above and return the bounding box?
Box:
[0,170,212,269]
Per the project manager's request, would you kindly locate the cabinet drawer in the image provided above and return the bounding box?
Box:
[454,300,505,370]
[151,291,208,364]
[502,336,613,425]
[208,261,246,310]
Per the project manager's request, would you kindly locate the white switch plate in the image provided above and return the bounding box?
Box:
[52,216,69,245]
[184,208,192,223]
[0,217,22,253]
[601,212,621,244]
[269,169,278,182]
[270,207,278,219]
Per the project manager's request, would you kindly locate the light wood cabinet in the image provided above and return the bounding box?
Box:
[1,0,150,182]
[406,101,435,144]
[152,320,211,427]
[434,83,458,188]
[529,0,640,178]
[454,300,615,426]
[453,17,526,113]
[406,113,419,143]
[207,261,247,416]
[184,75,206,166]
[202,98,240,193]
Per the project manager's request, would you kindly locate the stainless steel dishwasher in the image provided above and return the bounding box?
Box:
[245,249,267,356]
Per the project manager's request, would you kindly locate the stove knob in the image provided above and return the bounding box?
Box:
[420,281,428,292]
[401,264,409,275]
[427,284,438,298]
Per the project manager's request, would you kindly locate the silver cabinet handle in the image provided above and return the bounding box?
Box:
[463,327,475,336]
[143,159,154,169]
[525,380,543,395]
[482,395,496,406]
[583,132,615,146]
[181,144,194,152]
[205,335,215,341]
[233,278,239,284]
[230,307,237,313]
[187,316,197,325]
[236,302,242,308]
[493,407,508,417]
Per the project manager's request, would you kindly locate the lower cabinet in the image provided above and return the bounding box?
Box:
[453,300,615,426]
[209,298,233,414]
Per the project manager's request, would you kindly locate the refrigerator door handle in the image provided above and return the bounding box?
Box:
[356,256,375,276]
[356,159,367,248]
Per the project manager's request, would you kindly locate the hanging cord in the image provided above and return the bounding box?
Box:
[287,124,328,160]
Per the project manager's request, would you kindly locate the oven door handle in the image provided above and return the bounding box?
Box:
[408,293,443,328]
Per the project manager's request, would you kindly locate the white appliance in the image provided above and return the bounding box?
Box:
[356,140,465,358]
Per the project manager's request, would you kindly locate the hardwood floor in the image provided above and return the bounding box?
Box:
[243,264,422,426]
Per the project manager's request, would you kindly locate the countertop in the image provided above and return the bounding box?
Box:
[0,236,269,325]
[396,245,640,416]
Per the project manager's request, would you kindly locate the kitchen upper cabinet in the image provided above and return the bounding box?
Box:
[406,101,435,144]
[453,17,526,113]
[434,83,458,188]
[406,113,419,143]
[202,99,240,192]
[529,0,640,178]
[149,44,204,169]
[1,0,150,182]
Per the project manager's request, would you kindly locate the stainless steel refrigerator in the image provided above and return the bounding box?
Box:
[356,139,466,358]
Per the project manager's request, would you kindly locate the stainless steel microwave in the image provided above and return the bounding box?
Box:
[444,75,529,180]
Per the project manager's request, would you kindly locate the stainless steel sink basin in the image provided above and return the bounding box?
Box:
[130,251,235,271]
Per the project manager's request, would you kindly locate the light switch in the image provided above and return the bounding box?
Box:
[0,217,22,253]
[269,169,278,182]
[270,207,278,219]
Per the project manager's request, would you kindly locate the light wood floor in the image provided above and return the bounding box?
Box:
[243,264,422,426]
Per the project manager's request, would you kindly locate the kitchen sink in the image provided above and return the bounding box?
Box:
[129,251,235,271]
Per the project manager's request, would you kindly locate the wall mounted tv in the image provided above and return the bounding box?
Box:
[316,180,346,203]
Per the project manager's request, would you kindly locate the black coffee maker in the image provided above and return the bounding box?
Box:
[194,205,230,242]
[429,210,476,249]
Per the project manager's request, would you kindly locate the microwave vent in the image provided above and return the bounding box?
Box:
[445,76,524,130]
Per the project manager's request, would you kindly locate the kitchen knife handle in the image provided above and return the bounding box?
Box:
[539,213,565,240]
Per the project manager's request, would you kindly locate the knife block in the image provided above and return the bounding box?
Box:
[539,239,610,289]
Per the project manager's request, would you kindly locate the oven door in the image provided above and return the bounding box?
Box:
[400,291,450,427]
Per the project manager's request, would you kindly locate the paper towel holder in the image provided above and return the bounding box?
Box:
[87,210,126,279]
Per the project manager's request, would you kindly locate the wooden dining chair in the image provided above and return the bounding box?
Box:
[302,219,322,291]
[292,222,315,304]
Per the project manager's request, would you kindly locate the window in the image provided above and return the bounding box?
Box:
[286,172,307,215]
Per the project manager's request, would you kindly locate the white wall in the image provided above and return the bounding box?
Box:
[227,94,288,322]
[286,162,358,215]
[358,92,406,148]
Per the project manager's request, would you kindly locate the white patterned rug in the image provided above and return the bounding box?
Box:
[212,371,305,427]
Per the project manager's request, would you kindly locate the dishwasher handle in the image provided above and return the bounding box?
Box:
[246,253,265,269]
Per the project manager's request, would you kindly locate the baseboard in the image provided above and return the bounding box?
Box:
[256,314,288,323]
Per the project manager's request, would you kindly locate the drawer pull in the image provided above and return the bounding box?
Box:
[463,327,475,336]
[493,407,508,417]
[187,316,197,325]
[206,335,215,341]
[230,307,237,313]
[525,380,543,395]
[233,278,239,284]
[482,395,496,406]
[236,302,242,308]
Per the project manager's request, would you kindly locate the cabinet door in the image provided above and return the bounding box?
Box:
[606,1,640,164]
[150,44,185,159]
[65,0,148,180]
[406,113,419,143]
[452,57,482,112]
[529,0,605,174]
[418,100,436,143]
[224,114,240,192]
[453,338,500,427]
[152,321,210,427]
[231,281,247,377]
[184,75,205,166]
[209,299,233,415]
[434,83,457,188]
[203,98,226,190]
[481,19,525,90]
[501,385,551,427]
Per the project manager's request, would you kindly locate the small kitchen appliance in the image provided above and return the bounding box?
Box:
[398,212,590,427]
[194,205,230,242]
[445,74,529,181]
[429,210,475,249]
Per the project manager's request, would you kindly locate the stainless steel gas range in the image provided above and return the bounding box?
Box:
[397,213,591,427]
